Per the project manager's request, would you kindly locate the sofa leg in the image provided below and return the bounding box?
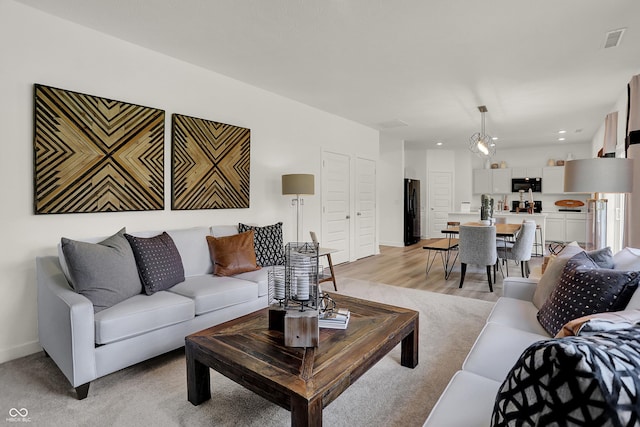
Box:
[486,266,493,293]
[75,383,90,400]
[459,263,467,288]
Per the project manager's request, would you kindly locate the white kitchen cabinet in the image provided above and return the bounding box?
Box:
[472,168,512,194]
[542,166,565,194]
[566,215,587,243]
[542,212,586,243]
[472,169,491,194]
[512,167,543,178]
[491,168,512,193]
[544,213,565,241]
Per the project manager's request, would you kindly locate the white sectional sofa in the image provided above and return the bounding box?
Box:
[36,225,276,399]
[424,247,640,426]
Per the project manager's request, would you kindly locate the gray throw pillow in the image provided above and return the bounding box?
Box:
[588,246,614,269]
[532,243,584,309]
[125,232,185,295]
[537,252,640,336]
[61,228,143,313]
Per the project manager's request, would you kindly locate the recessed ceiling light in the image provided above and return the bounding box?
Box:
[558,130,567,134]
[436,142,443,146]
[491,137,498,140]
[558,137,566,141]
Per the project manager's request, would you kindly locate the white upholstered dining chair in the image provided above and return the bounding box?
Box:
[497,220,536,278]
[458,225,497,292]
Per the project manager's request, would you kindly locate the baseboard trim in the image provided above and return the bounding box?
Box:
[0,340,41,364]
[379,240,404,247]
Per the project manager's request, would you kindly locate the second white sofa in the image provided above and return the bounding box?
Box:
[424,246,640,426]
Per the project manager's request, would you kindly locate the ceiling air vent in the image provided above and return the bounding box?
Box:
[604,28,625,49]
[378,119,409,129]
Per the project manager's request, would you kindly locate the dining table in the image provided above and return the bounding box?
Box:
[441,222,521,238]
[426,222,522,279]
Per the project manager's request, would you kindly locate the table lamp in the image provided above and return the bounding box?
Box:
[282,174,315,242]
[564,158,634,250]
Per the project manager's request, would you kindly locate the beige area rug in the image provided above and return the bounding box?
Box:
[0,279,493,427]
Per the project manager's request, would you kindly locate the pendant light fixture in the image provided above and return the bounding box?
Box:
[469,105,496,157]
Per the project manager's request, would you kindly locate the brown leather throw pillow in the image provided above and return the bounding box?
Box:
[206,230,260,276]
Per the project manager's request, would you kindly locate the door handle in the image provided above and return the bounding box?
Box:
[346,215,350,219]
[357,212,361,216]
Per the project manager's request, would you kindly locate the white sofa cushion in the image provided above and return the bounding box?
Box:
[423,370,501,427]
[613,247,640,271]
[169,275,257,315]
[462,322,548,382]
[233,267,273,297]
[210,225,239,237]
[127,226,213,277]
[487,297,549,336]
[94,291,194,345]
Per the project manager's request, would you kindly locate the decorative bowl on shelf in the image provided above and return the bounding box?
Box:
[556,160,565,166]
[491,163,499,169]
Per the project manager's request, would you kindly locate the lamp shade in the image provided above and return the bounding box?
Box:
[564,158,634,194]
[282,174,315,195]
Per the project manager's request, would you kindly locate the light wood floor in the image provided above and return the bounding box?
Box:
[333,239,543,303]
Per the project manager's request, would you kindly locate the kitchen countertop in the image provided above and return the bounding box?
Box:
[449,211,548,216]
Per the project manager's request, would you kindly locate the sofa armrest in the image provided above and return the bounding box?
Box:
[503,277,539,301]
[36,256,97,387]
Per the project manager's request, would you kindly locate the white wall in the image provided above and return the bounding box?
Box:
[379,137,404,246]
[0,0,379,363]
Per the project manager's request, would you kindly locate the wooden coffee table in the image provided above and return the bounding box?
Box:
[186,293,418,426]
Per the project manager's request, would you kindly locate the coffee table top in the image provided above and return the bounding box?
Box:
[186,293,418,405]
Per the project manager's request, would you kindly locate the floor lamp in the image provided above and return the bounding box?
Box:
[282,174,315,243]
[564,158,634,250]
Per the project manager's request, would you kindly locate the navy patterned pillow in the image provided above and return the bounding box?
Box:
[124,232,185,295]
[492,327,640,426]
[537,251,640,336]
[238,222,285,266]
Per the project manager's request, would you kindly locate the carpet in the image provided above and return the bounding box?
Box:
[0,279,493,426]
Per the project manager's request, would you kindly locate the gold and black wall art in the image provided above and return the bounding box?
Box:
[34,84,165,214]
[171,114,250,210]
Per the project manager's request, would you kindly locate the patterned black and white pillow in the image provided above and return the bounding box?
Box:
[492,327,640,426]
[537,251,640,336]
[238,222,285,266]
[125,232,185,295]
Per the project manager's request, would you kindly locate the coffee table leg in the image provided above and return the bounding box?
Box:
[186,347,211,405]
[291,395,322,427]
[400,321,419,368]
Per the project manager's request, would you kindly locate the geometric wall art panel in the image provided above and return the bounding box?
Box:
[171,114,250,209]
[34,84,165,214]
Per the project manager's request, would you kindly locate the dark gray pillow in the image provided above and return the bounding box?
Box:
[537,252,640,336]
[238,222,285,266]
[125,232,185,295]
[588,246,614,269]
[61,228,143,313]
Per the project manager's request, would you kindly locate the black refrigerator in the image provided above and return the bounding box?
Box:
[404,179,421,245]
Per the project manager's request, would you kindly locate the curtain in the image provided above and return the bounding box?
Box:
[602,111,618,157]
[624,74,640,248]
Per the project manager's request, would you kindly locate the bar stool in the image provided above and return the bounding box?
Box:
[532,224,543,257]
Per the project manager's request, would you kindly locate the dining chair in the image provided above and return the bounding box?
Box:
[458,225,497,292]
[496,221,536,277]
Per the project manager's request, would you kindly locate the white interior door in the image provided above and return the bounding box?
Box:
[322,151,351,264]
[428,171,453,238]
[355,157,376,259]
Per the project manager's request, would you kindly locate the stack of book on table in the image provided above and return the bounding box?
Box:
[319,308,350,329]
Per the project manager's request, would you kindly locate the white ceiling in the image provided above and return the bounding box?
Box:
[16,0,640,150]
